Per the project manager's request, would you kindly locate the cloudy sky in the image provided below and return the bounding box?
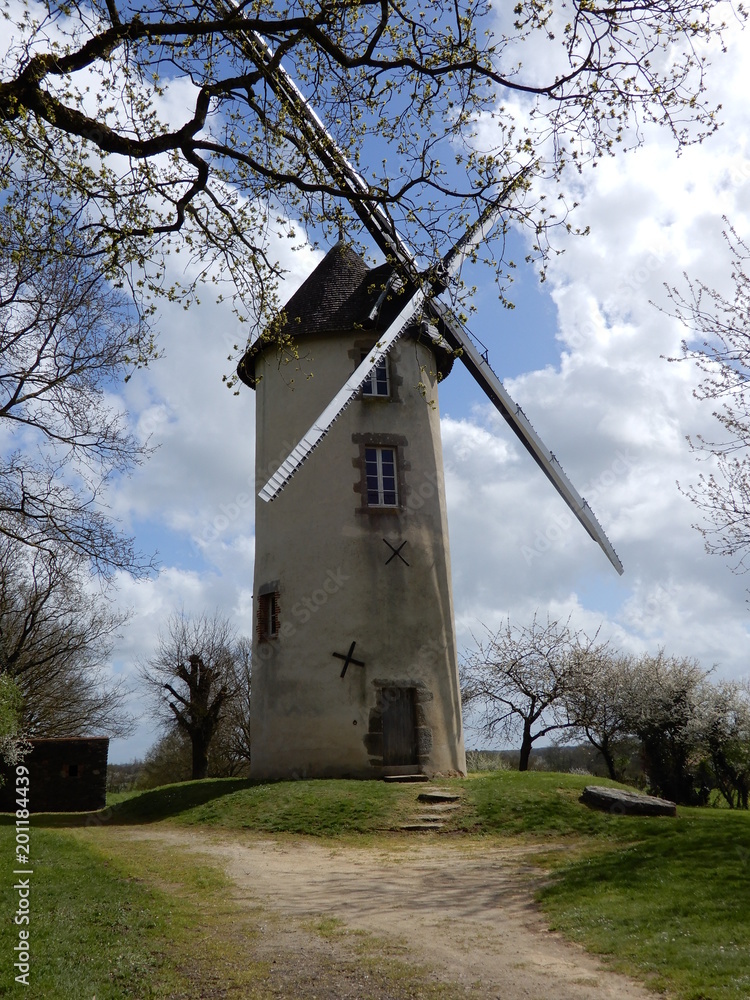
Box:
[46,13,750,761]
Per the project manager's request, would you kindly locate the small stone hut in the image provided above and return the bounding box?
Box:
[0,737,109,812]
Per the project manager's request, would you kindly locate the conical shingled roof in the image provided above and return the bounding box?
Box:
[280,241,386,336]
[237,241,454,387]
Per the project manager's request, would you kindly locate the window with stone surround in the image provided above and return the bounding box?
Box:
[365,446,398,507]
[361,352,390,398]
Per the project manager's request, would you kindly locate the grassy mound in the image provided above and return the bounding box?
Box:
[4,770,748,999]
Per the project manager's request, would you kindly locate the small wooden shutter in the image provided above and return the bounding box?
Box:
[256,592,280,639]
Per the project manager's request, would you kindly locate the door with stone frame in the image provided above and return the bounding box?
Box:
[381,686,418,766]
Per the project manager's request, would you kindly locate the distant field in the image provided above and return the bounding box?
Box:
[1,771,748,999]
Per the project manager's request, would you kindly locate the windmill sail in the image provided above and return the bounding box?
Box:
[247,34,623,575]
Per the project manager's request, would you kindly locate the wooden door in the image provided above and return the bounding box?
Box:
[381,687,418,766]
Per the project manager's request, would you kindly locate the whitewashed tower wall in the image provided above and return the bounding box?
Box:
[241,244,466,779]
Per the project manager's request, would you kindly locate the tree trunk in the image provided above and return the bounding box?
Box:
[191,737,209,780]
[518,722,533,771]
[599,736,618,781]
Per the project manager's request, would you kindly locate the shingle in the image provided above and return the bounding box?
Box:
[280,241,374,335]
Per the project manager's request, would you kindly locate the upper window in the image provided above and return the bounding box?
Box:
[361,352,390,398]
[365,447,398,507]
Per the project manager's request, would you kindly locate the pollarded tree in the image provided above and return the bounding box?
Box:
[464,614,605,771]
[0,1,737,343]
[140,611,250,780]
[138,649,253,787]
[0,199,156,577]
[0,536,133,738]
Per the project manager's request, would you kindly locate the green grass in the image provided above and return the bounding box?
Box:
[0,823,279,998]
[27,778,414,837]
[0,828,189,998]
[34,775,418,835]
[459,769,672,840]
[9,770,750,1000]
[539,807,750,999]
[166,776,417,834]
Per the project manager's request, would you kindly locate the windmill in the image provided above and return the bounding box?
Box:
[237,32,623,781]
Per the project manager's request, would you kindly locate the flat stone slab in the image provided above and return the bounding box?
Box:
[382,774,430,783]
[417,790,460,804]
[581,785,677,817]
[399,822,444,831]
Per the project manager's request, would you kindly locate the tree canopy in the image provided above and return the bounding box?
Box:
[463,613,605,770]
[465,616,750,807]
[0,0,737,336]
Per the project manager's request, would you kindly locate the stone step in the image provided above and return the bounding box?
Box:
[417,790,461,804]
[399,821,445,831]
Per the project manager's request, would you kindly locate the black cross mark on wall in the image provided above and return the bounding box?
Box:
[332,641,366,678]
[383,538,409,566]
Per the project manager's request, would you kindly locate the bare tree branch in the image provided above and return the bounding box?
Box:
[663,222,750,574]
[0,190,156,577]
[0,536,133,738]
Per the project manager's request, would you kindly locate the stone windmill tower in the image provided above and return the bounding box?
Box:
[237,32,623,782]
[238,245,466,779]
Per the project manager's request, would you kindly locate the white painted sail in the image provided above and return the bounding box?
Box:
[428,304,624,575]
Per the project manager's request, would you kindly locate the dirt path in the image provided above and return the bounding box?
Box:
[115,825,657,1000]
